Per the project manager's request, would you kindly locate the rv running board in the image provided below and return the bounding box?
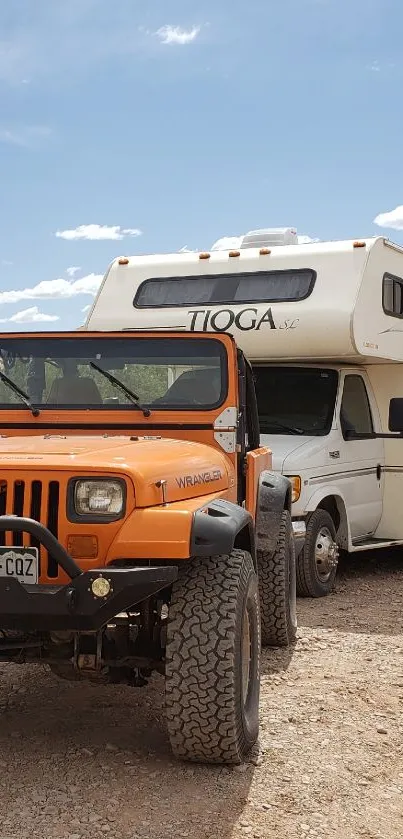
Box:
[351,537,403,552]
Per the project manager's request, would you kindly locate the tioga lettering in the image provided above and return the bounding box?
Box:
[188,307,276,332]
[176,469,222,489]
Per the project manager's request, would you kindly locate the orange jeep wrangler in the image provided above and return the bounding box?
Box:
[0,329,296,764]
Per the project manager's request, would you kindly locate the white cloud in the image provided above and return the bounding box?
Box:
[178,245,197,253]
[55,224,142,241]
[374,205,403,231]
[0,306,59,324]
[0,5,207,86]
[0,273,102,305]
[0,125,52,148]
[156,25,201,45]
[81,304,91,313]
[1,260,13,266]
[66,265,81,277]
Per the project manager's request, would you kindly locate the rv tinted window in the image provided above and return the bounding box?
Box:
[383,273,403,318]
[253,367,338,436]
[0,336,227,412]
[134,269,316,308]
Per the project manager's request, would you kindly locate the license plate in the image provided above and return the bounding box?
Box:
[0,547,38,585]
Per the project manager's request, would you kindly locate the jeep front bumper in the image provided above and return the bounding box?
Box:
[0,516,178,632]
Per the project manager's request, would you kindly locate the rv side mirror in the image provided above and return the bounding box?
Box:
[388,398,403,433]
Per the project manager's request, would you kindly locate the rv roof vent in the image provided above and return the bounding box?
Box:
[240,227,298,249]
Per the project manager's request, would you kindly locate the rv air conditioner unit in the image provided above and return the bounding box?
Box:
[240,227,298,249]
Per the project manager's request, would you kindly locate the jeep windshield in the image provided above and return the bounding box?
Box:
[0,336,227,411]
[253,366,338,436]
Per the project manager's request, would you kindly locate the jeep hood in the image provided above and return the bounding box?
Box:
[0,435,231,506]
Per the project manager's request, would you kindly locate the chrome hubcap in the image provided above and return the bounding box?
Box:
[315,526,339,581]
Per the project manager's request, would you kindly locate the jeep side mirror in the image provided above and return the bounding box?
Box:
[389,398,403,433]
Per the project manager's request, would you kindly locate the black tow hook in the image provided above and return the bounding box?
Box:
[65,587,78,613]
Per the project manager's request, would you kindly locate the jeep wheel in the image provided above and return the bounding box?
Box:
[257,509,297,648]
[165,549,260,765]
[296,509,339,598]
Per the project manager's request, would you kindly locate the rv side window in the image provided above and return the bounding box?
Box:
[383,273,403,318]
[340,376,373,439]
[133,269,316,308]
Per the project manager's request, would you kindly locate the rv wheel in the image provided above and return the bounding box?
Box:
[296,509,339,598]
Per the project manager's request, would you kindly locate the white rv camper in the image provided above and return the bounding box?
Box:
[85,230,403,597]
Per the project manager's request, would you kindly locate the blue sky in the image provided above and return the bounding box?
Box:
[1,0,403,330]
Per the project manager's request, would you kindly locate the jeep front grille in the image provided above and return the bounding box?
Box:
[0,479,60,578]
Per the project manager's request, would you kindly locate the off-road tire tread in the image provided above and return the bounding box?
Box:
[257,509,297,648]
[165,549,259,765]
[296,508,337,598]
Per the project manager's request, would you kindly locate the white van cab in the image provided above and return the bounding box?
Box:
[85,229,403,597]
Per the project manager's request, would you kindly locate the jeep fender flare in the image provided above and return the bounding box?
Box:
[255,471,292,556]
[191,499,256,566]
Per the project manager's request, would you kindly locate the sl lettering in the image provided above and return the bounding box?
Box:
[188,307,277,332]
[278,318,300,330]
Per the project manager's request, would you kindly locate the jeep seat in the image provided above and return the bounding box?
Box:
[47,376,103,405]
[153,367,221,406]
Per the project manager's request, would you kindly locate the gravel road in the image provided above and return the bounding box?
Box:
[1,551,403,839]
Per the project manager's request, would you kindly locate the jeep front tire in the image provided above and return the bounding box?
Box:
[165,549,260,764]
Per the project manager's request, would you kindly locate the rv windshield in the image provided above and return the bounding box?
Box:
[253,366,338,436]
[0,336,227,411]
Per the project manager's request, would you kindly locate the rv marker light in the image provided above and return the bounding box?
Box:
[229,250,241,257]
[199,252,210,260]
[118,257,129,265]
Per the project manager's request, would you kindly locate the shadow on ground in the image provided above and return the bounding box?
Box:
[0,668,254,839]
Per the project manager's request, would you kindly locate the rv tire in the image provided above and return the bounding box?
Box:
[296,509,338,598]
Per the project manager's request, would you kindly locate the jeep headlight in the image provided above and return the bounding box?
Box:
[74,480,125,517]
[287,475,301,503]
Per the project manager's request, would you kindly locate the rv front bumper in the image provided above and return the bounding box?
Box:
[0,516,178,632]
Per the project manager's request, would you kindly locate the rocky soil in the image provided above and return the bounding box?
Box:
[0,550,402,838]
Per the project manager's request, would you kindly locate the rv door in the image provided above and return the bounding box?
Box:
[336,372,384,540]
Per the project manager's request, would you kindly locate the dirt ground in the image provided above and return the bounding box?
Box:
[1,551,403,839]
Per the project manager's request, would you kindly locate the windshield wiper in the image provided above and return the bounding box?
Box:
[260,419,305,435]
[89,362,151,418]
[0,370,40,417]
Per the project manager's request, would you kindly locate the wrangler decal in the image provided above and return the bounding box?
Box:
[176,469,223,489]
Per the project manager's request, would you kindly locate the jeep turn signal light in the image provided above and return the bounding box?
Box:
[67,535,98,559]
[288,476,301,503]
